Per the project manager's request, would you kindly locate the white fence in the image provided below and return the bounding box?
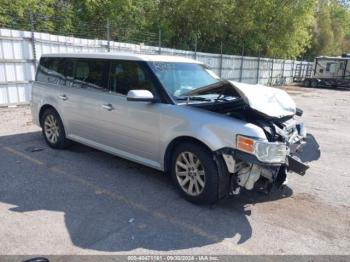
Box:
[0,28,313,106]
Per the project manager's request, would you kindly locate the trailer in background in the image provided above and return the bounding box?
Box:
[303,54,350,88]
[293,63,313,82]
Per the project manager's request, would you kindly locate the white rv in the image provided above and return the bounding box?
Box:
[303,55,350,88]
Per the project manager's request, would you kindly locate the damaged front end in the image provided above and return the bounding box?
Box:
[216,126,309,196]
[189,81,309,195]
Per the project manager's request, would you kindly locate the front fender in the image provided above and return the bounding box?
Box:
[158,105,267,169]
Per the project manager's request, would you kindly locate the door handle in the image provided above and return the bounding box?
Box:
[101,103,113,111]
[58,94,68,101]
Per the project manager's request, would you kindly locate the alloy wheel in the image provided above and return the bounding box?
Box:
[175,151,206,196]
[44,114,60,144]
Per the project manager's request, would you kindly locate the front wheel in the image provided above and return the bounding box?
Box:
[171,142,220,204]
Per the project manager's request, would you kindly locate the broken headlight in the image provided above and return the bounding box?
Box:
[236,135,289,163]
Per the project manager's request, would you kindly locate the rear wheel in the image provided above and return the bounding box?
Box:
[171,142,220,204]
[41,108,71,149]
[303,79,311,87]
[310,80,318,88]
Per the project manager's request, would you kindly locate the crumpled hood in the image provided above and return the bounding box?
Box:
[229,81,296,118]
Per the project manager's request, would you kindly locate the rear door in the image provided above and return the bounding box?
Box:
[59,57,162,168]
[60,58,111,142]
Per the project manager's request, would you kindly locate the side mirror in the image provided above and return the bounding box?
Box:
[126,90,156,102]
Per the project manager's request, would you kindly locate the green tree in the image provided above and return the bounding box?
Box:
[0,0,75,33]
[4,0,349,59]
[70,0,157,43]
[153,0,232,51]
[155,0,316,58]
[227,0,316,58]
[305,0,350,58]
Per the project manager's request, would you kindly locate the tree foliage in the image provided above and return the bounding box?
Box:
[154,0,316,58]
[0,0,349,59]
[304,0,350,59]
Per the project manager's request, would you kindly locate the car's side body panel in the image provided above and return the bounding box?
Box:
[31,81,64,127]
[31,53,269,172]
[32,78,266,171]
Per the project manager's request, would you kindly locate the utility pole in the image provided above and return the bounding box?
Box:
[239,43,244,82]
[106,18,111,52]
[29,9,37,70]
[219,41,223,78]
[270,58,275,85]
[256,50,261,84]
[158,29,162,54]
[194,34,197,60]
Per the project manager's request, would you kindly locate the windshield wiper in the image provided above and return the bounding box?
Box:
[214,97,231,102]
[184,80,228,96]
[175,96,212,102]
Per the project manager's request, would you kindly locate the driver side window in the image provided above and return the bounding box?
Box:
[110,60,155,95]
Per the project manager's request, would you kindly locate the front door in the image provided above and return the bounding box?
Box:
[100,60,161,168]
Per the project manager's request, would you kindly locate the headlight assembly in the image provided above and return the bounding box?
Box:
[236,135,289,163]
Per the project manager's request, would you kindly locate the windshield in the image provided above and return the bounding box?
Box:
[148,62,220,98]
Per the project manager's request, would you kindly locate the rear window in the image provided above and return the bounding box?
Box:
[36,57,67,85]
[72,59,109,90]
[36,57,109,91]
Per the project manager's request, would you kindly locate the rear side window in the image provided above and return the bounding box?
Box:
[36,57,66,85]
[73,59,109,90]
[110,60,155,95]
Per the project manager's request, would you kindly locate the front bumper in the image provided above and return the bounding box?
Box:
[215,139,309,197]
[232,149,309,176]
[215,120,310,197]
[287,155,309,176]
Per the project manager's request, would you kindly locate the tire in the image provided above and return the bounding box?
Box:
[310,80,318,88]
[303,79,311,87]
[41,108,71,149]
[170,142,220,204]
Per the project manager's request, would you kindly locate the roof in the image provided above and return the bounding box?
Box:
[42,52,202,64]
[316,56,350,61]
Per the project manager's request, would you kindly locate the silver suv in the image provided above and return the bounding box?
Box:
[31,53,308,204]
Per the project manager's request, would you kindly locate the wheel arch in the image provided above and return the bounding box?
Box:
[163,136,213,174]
[39,104,59,127]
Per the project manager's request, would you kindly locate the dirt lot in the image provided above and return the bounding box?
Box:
[0,85,349,255]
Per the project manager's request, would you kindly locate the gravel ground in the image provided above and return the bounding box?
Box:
[0,86,349,256]
[0,105,38,135]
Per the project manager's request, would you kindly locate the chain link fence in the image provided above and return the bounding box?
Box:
[0,10,313,106]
